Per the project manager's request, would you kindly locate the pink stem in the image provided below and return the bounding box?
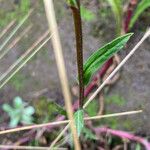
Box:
[94,127,150,150]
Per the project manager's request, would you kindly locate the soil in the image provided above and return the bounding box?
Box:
[0,0,150,147]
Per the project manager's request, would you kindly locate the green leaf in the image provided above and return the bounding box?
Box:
[24,106,35,115]
[74,109,84,137]
[107,0,123,35]
[3,96,35,127]
[9,116,20,127]
[22,115,33,125]
[49,101,67,116]
[80,6,95,22]
[83,33,133,85]
[13,96,23,108]
[2,104,13,113]
[66,0,78,7]
[129,0,150,29]
[83,127,97,140]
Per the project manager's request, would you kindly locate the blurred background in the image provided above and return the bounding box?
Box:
[0,0,150,148]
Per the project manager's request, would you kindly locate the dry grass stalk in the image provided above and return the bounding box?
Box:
[0,25,32,60]
[43,0,80,149]
[98,92,104,115]
[0,110,142,135]
[0,119,68,135]
[0,33,52,89]
[0,9,33,52]
[0,30,49,84]
[0,20,16,40]
[0,145,66,150]
[50,124,70,149]
[85,110,142,121]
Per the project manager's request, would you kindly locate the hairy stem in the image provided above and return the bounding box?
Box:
[70,0,84,108]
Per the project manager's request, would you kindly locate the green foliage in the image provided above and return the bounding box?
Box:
[107,0,123,35]
[68,109,84,146]
[83,33,133,85]
[2,96,35,127]
[83,127,97,140]
[66,0,78,7]
[106,95,126,106]
[85,100,98,117]
[80,6,95,22]
[74,109,84,137]
[48,101,66,116]
[33,97,66,123]
[129,0,150,29]
[0,0,30,27]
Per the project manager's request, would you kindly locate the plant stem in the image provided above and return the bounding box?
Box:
[44,0,80,149]
[93,127,150,150]
[70,0,84,108]
[124,0,138,32]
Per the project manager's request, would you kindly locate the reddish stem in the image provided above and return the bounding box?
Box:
[73,57,113,110]
[124,0,138,32]
[71,0,84,108]
[94,127,150,150]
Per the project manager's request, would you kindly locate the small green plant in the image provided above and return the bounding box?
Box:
[74,26,132,138]
[2,96,35,127]
[33,97,66,123]
[67,0,133,137]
